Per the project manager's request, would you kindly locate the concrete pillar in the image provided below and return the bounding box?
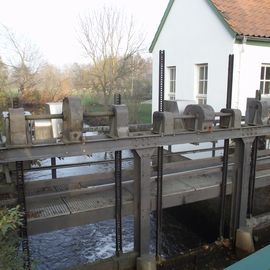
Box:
[235,227,255,255]
[230,137,255,251]
[137,255,156,270]
[132,148,155,261]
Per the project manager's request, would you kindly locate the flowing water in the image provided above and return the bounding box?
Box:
[29,213,204,270]
[27,151,205,270]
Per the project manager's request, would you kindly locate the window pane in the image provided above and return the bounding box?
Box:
[261,67,265,80]
[170,67,176,80]
[265,82,270,94]
[204,81,208,94]
[196,64,208,105]
[168,67,176,94]
[199,81,204,94]
[266,67,270,80]
[170,81,175,93]
[199,67,204,80]
[260,81,264,91]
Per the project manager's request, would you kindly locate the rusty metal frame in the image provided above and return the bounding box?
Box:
[0,125,269,163]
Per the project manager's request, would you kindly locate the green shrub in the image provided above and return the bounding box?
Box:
[81,94,95,108]
[0,206,24,270]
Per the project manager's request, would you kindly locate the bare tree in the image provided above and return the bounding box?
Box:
[37,64,73,103]
[0,56,10,108]
[68,63,92,92]
[0,25,43,100]
[122,55,152,123]
[0,57,8,92]
[77,6,145,106]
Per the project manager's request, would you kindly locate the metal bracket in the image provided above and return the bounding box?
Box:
[245,98,269,126]
[8,108,28,145]
[183,104,215,132]
[152,111,174,135]
[62,96,83,142]
[109,105,129,138]
[220,108,242,128]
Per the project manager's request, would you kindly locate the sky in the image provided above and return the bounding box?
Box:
[0,0,169,67]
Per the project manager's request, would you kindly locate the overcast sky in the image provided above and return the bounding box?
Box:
[0,0,169,67]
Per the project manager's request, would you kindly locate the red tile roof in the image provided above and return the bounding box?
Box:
[211,0,270,38]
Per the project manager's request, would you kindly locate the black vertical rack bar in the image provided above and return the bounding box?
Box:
[16,161,31,269]
[114,93,121,106]
[156,50,165,259]
[247,91,261,218]
[114,93,123,256]
[226,55,234,110]
[219,54,234,239]
[12,97,20,109]
[248,137,258,217]
[158,50,165,113]
[51,157,57,179]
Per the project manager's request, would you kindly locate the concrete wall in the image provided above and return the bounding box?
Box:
[152,0,234,113]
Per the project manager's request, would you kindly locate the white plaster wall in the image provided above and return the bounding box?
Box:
[152,0,234,114]
[233,43,270,113]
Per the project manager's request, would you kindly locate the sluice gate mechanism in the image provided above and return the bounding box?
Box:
[1,93,270,270]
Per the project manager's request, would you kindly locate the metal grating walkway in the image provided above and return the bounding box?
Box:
[24,156,270,235]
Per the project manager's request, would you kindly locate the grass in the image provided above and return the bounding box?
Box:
[80,93,152,124]
[138,103,152,124]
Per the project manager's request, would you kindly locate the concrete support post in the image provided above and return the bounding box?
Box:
[132,148,156,270]
[230,137,255,254]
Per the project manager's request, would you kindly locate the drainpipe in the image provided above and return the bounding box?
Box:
[235,35,247,109]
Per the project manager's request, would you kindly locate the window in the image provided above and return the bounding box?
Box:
[168,66,176,100]
[260,64,270,95]
[196,64,208,104]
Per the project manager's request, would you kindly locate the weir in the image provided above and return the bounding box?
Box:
[1,93,270,269]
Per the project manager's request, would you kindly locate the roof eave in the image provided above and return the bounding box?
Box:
[236,34,270,43]
[149,0,175,53]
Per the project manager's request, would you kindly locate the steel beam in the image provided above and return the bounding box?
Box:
[133,148,155,256]
[1,125,270,163]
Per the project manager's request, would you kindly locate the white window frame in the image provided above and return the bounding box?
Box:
[168,66,176,100]
[195,64,208,104]
[260,64,270,95]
